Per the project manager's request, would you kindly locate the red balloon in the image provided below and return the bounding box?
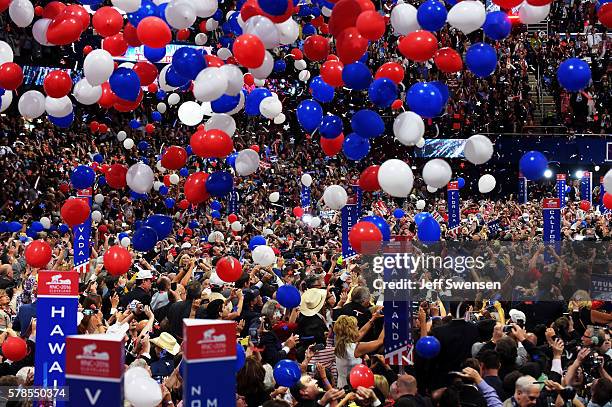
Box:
[349,364,375,388]
[336,27,368,64]
[123,23,142,47]
[103,33,129,57]
[137,17,171,48]
[178,199,190,210]
[92,6,123,37]
[293,207,304,217]
[243,72,255,86]
[42,1,66,19]
[89,121,99,132]
[603,192,612,209]
[148,83,158,93]
[25,240,52,268]
[0,0,10,12]
[399,30,438,62]
[145,123,155,133]
[356,10,385,40]
[579,200,591,211]
[303,35,329,61]
[43,70,72,98]
[228,213,238,223]
[105,163,128,189]
[103,245,132,276]
[83,45,93,55]
[233,34,265,68]
[205,54,224,67]
[191,129,234,158]
[598,3,612,29]
[250,145,260,153]
[176,28,190,41]
[98,82,116,109]
[321,60,344,87]
[61,198,90,227]
[98,123,108,133]
[321,133,344,157]
[0,63,23,90]
[184,172,210,204]
[216,256,242,282]
[47,15,82,45]
[133,61,158,85]
[391,99,403,110]
[163,174,171,187]
[359,165,380,192]
[493,0,523,8]
[375,62,405,84]
[2,336,27,362]
[290,48,304,60]
[114,89,143,112]
[63,4,90,31]
[161,146,188,170]
[329,0,375,38]
[434,47,463,73]
[349,221,382,254]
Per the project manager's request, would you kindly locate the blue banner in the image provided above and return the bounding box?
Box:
[487,219,501,236]
[300,184,311,210]
[598,177,609,214]
[341,204,358,259]
[227,189,240,215]
[543,198,561,243]
[354,185,363,217]
[581,171,592,203]
[447,181,460,230]
[73,188,92,274]
[518,175,528,204]
[557,174,566,209]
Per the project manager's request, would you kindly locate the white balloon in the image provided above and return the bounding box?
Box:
[273,113,286,124]
[124,367,149,386]
[169,173,180,184]
[153,181,163,191]
[0,41,13,65]
[447,1,486,34]
[117,131,127,141]
[478,174,496,193]
[45,96,72,118]
[178,101,204,126]
[249,51,274,80]
[84,50,114,86]
[123,138,134,149]
[165,0,196,29]
[193,0,218,18]
[9,0,34,27]
[206,114,236,136]
[235,149,260,176]
[156,102,167,113]
[263,228,273,236]
[126,163,155,194]
[219,64,244,96]
[299,70,311,82]
[323,185,348,210]
[463,134,494,165]
[18,91,46,120]
[259,96,282,119]
[91,210,102,223]
[40,217,51,229]
[0,91,13,113]
[205,19,219,31]
[194,67,228,102]
[73,78,102,105]
[32,18,52,46]
[416,138,425,148]
[310,216,321,228]
[112,0,141,13]
[391,3,419,35]
[231,221,242,232]
[301,174,313,187]
[518,2,550,24]
[217,48,232,60]
[167,92,181,106]
[422,159,452,189]
[604,170,612,194]
[245,16,280,49]
[378,159,414,197]
[294,59,307,71]
[125,376,162,407]
[393,111,425,146]
[118,62,135,70]
[427,185,438,193]
[158,65,178,92]
[92,194,104,205]
[252,245,276,267]
[302,214,313,226]
[416,200,426,210]
[120,236,131,247]
[269,192,280,203]
[277,18,299,45]
[254,78,266,87]
[195,33,208,46]
[156,160,166,173]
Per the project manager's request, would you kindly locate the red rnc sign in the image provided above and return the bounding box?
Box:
[557,174,566,181]
[448,181,459,190]
[65,335,124,380]
[542,198,561,209]
[183,319,236,362]
[37,270,79,297]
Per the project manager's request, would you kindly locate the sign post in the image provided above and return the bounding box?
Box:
[557,174,566,209]
[447,181,460,230]
[518,173,528,204]
[580,171,592,204]
[341,204,358,259]
[73,188,92,274]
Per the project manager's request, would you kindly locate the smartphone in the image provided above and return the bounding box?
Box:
[171,282,177,291]
[307,364,315,373]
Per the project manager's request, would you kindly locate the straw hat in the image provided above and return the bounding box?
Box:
[150,332,181,355]
[299,288,326,317]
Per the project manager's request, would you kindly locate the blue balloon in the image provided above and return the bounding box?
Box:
[343,133,370,161]
[351,109,384,139]
[320,114,343,139]
[98,176,107,186]
[130,119,141,129]
[159,185,169,196]
[109,68,141,101]
[137,140,149,151]
[0,222,7,233]
[205,171,233,197]
[156,90,166,100]
[258,0,289,14]
[165,65,190,88]
[342,62,373,90]
[48,112,74,128]
[71,165,95,189]
[151,111,162,122]
[249,235,266,250]
[302,23,316,35]
[30,221,44,233]
[155,2,168,21]
[26,228,38,239]
[189,220,199,229]
[211,210,221,219]
[144,46,166,63]
[565,185,571,194]
[130,191,148,201]
[393,208,405,219]
[368,77,397,108]
[127,0,156,25]
[210,200,222,210]
[236,343,246,372]
[362,216,391,241]
[457,177,465,189]
[179,167,189,177]
[186,146,193,156]
[414,212,431,226]
[416,336,441,359]
[93,153,104,163]
[58,224,70,234]
[296,99,323,132]
[407,82,444,118]
[465,43,497,78]
[273,360,301,387]
[519,151,548,181]
[246,88,273,116]
[417,0,448,31]
[309,76,335,103]
[298,4,311,16]
[227,11,243,35]
[172,47,205,80]
[276,285,301,308]
[132,226,158,252]
[118,232,129,241]
[8,221,22,233]
[211,92,242,113]
[164,198,175,208]
[557,58,591,92]
[219,36,234,49]
[144,214,173,240]
[273,59,287,72]
[359,51,369,64]
[226,152,238,168]
[430,81,449,106]
[483,11,511,40]
[417,217,441,242]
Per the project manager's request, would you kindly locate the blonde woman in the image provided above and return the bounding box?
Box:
[333,315,384,388]
[569,290,612,335]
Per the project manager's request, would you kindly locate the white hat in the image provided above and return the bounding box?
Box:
[299,288,326,317]
[136,269,153,280]
[509,309,526,324]
[181,242,192,249]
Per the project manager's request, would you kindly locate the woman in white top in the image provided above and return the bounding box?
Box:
[333,314,384,388]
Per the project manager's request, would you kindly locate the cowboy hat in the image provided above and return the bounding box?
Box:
[150,332,181,355]
[299,288,326,317]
